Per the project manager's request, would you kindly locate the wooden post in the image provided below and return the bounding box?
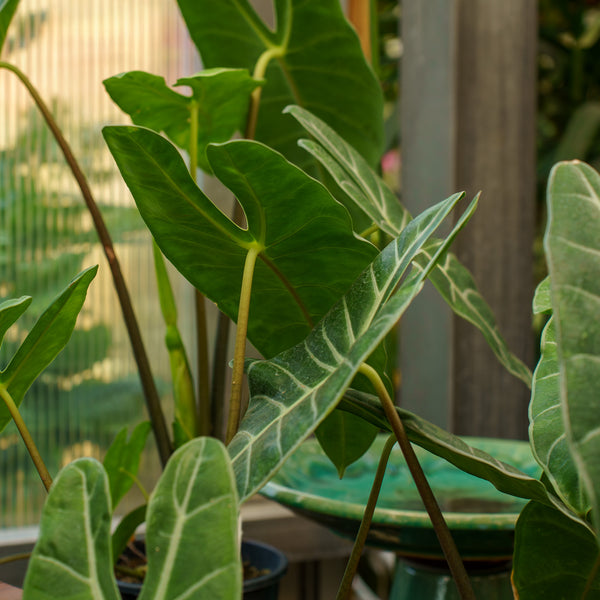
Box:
[400,0,537,438]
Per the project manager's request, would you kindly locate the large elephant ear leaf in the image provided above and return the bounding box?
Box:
[287,104,532,387]
[229,191,476,502]
[0,0,19,55]
[0,266,98,433]
[139,437,241,600]
[176,0,383,170]
[545,160,600,533]
[23,459,120,600]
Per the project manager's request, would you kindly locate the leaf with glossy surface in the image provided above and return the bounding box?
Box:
[104,69,260,172]
[139,438,241,600]
[546,160,600,532]
[103,421,151,509]
[176,0,383,170]
[23,459,120,600]
[0,266,98,432]
[0,0,19,55]
[512,501,600,599]
[287,104,532,386]
[103,126,376,358]
[229,192,474,502]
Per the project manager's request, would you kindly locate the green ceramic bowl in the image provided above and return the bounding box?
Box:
[261,436,541,560]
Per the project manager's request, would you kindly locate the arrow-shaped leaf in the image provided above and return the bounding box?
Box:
[229,191,474,502]
[0,265,98,432]
[22,458,120,600]
[545,159,600,533]
[104,69,260,172]
[286,104,532,386]
[176,0,383,170]
[103,126,376,358]
[139,437,241,600]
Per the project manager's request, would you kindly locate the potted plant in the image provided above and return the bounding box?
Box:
[3,1,594,599]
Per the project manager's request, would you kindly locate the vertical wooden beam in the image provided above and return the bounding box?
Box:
[400,0,536,438]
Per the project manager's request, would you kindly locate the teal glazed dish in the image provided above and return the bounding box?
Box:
[261,436,541,561]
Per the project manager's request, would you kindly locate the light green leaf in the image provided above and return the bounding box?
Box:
[22,459,120,600]
[104,69,260,172]
[545,160,600,533]
[103,126,376,358]
[176,0,384,170]
[103,421,151,510]
[229,192,475,502]
[512,501,600,599]
[0,296,31,347]
[533,276,551,314]
[139,438,241,600]
[0,266,98,432]
[287,104,532,386]
[0,0,19,55]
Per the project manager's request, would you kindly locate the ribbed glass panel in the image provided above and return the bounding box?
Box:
[0,0,197,527]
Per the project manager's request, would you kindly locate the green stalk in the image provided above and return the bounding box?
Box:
[225,245,261,443]
[0,386,52,492]
[358,363,476,600]
[0,61,172,467]
[336,434,396,600]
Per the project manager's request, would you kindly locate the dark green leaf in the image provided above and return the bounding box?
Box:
[0,295,31,349]
[0,0,19,55]
[111,504,147,567]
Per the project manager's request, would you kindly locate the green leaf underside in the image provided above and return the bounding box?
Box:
[229,192,475,502]
[533,276,552,314]
[512,501,600,599]
[103,69,259,173]
[287,105,532,387]
[176,0,384,170]
[546,160,600,534]
[139,438,241,600]
[23,459,119,600]
[0,266,98,432]
[0,0,20,55]
[103,126,377,358]
[530,316,589,515]
[103,421,151,509]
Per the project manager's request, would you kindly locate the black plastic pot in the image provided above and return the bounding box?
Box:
[117,539,287,600]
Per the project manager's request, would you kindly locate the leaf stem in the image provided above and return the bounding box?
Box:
[226,245,261,443]
[0,61,173,468]
[0,385,52,492]
[336,434,396,600]
[358,363,476,600]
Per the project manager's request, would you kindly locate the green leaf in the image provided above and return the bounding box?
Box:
[533,276,552,314]
[530,317,589,515]
[103,69,260,172]
[22,458,120,600]
[0,295,31,348]
[512,501,600,599]
[315,410,379,478]
[139,438,241,600]
[287,104,532,386]
[103,126,376,358]
[103,421,151,510]
[545,160,600,533]
[229,191,475,502]
[0,0,19,55]
[0,266,98,432]
[176,0,384,170]
[111,504,147,567]
[340,390,559,510]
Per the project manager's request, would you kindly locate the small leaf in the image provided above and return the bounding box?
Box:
[103,421,151,510]
[229,192,475,502]
[139,438,241,600]
[111,504,147,566]
[0,0,20,55]
[23,459,120,600]
[0,266,98,432]
[512,501,600,599]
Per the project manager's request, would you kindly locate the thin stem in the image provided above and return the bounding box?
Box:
[0,386,52,492]
[336,434,396,600]
[0,553,30,566]
[358,363,476,600]
[226,245,260,443]
[0,61,173,468]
